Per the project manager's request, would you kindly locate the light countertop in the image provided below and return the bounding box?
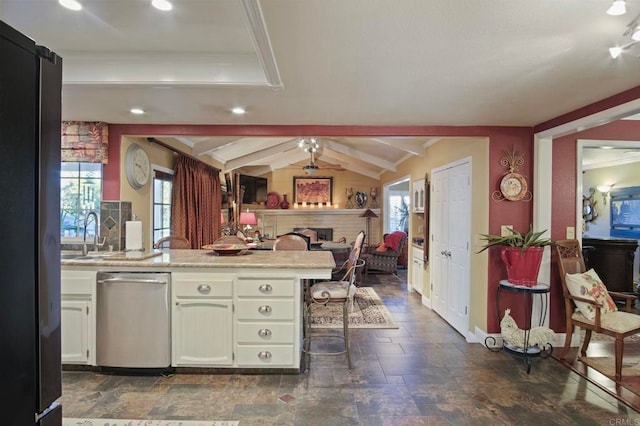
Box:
[61,249,336,270]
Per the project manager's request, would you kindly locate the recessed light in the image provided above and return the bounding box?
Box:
[59,0,82,11]
[151,0,173,11]
[130,108,145,115]
[231,107,246,115]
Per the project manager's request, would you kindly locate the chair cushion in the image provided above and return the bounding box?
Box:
[311,281,357,300]
[572,310,640,334]
[384,231,406,251]
[565,268,617,320]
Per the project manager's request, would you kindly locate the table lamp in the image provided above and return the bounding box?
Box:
[360,208,378,248]
[239,210,257,234]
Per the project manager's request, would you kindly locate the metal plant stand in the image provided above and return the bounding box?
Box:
[485,280,553,373]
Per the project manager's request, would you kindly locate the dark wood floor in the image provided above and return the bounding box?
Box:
[60,270,640,424]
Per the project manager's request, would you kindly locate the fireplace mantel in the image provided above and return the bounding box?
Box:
[257,208,380,216]
[253,209,381,243]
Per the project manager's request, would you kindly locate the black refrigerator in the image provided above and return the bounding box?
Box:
[0,20,63,425]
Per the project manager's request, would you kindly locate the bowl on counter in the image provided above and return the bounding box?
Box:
[202,243,248,256]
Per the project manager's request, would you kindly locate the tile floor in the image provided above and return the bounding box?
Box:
[61,270,640,425]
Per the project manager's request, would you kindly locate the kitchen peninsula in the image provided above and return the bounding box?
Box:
[61,250,334,373]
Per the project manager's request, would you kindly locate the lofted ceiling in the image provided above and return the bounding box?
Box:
[3,0,640,177]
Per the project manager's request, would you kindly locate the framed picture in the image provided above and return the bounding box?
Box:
[293,176,333,204]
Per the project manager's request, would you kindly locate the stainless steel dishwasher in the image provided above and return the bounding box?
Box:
[96,272,171,369]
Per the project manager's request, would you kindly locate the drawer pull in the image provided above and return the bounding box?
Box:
[258,328,272,337]
[258,305,272,314]
[259,284,273,293]
[197,284,211,294]
[258,351,272,359]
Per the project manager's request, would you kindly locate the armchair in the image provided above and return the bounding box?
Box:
[361,231,407,275]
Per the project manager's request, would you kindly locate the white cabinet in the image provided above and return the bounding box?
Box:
[412,179,425,213]
[411,246,424,295]
[61,270,96,365]
[172,272,234,367]
[235,276,298,367]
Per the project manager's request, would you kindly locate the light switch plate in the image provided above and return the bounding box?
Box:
[501,225,513,237]
[566,226,575,239]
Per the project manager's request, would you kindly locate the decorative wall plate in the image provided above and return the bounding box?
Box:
[499,172,528,201]
[265,192,281,209]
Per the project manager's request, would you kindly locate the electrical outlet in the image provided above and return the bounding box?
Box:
[501,225,513,237]
[566,226,575,239]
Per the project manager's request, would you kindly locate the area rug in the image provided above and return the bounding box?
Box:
[309,286,398,329]
[63,420,238,426]
[580,356,640,397]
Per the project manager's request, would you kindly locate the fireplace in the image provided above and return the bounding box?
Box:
[294,227,333,241]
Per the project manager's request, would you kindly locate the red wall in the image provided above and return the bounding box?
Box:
[548,119,640,331]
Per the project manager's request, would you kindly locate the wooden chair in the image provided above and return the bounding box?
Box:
[273,233,309,251]
[298,228,318,242]
[555,239,640,381]
[153,235,190,249]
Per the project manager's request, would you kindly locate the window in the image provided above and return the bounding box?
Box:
[60,162,102,238]
[153,169,173,244]
[387,192,410,234]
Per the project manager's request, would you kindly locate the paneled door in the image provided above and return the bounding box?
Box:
[430,159,471,337]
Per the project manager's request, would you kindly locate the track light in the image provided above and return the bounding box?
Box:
[607,0,626,16]
[609,46,623,58]
[609,40,639,58]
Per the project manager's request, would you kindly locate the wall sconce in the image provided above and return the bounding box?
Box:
[597,184,613,205]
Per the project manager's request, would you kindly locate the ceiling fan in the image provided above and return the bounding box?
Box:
[294,138,345,175]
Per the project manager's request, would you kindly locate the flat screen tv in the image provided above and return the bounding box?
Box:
[240,174,267,204]
[610,186,640,238]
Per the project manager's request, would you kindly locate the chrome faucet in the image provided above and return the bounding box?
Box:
[82,211,99,256]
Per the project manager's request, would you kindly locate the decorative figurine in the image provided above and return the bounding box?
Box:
[370,187,378,208]
[345,187,354,209]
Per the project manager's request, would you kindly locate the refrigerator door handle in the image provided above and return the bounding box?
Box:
[35,401,61,423]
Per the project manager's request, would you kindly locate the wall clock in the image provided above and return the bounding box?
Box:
[125,143,151,189]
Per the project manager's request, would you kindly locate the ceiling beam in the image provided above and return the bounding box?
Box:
[370,137,425,156]
[323,140,396,171]
[191,136,246,156]
[225,140,300,170]
[320,151,381,179]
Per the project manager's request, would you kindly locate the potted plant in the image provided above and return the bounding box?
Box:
[478,225,555,286]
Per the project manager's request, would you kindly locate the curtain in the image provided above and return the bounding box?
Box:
[171,155,222,248]
[61,121,109,163]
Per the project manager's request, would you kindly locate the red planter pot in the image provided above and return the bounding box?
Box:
[500,246,544,286]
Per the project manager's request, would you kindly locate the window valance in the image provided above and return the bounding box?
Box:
[61,121,109,163]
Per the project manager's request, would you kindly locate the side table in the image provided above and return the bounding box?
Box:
[485,280,553,373]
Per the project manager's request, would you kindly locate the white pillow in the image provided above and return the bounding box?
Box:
[565,268,617,320]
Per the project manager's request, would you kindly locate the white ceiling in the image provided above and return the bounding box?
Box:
[3,0,640,177]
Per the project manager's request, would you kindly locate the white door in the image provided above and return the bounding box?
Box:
[430,160,471,337]
[431,169,449,316]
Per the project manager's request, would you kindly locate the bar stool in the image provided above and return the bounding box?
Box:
[303,248,364,372]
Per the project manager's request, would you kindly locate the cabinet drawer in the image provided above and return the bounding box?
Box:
[173,278,233,298]
[235,277,295,297]
[235,300,294,320]
[236,345,294,366]
[61,270,95,295]
[236,322,294,344]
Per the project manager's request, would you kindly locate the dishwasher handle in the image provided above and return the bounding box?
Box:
[98,277,168,285]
